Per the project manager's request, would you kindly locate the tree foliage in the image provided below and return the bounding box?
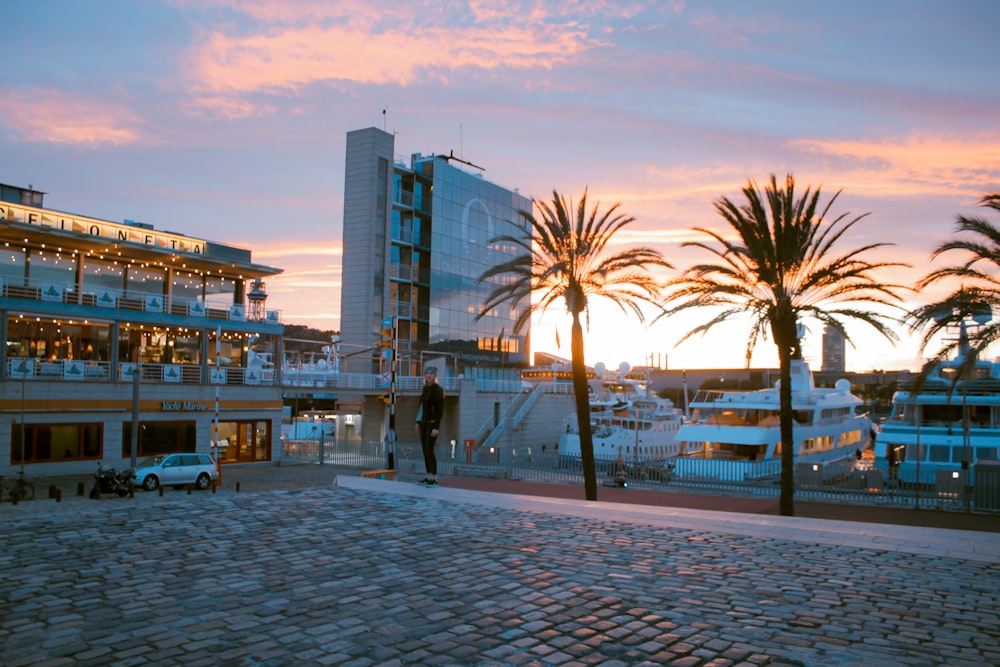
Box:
[478,189,671,501]
[661,174,907,515]
[907,194,1000,379]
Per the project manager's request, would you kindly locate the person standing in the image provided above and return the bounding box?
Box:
[416,365,445,486]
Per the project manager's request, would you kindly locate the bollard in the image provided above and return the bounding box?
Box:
[211,484,216,494]
[236,482,241,492]
[77,482,85,496]
[11,490,19,505]
[187,485,192,495]
[129,485,135,498]
[159,486,164,497]
[56,488,62,503]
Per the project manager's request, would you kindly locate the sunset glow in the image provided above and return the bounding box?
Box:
[2,1,997,372]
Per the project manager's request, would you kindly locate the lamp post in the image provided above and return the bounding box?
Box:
[213,326,222,486]
[19,355,26,479]
[129,361,140,470]
[913,396,921,510]
[960,363,971,513]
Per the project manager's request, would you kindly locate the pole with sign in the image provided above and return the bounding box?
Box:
[213,326,222,486]
[379,317,398,469]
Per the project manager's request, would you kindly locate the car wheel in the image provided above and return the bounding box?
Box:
[142,475,159,491]
[195,472,211,490]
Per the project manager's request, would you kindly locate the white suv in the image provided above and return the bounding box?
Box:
[132,453,219,491]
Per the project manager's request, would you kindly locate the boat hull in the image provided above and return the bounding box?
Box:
[558,425,682,463]
[875,420,1000,485]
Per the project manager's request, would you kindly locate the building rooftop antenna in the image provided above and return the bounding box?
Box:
[443,150,484,172]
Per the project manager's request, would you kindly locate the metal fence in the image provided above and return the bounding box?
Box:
[281,438,992,513]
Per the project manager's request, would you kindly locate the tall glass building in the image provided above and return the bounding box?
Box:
[341,127,532,380]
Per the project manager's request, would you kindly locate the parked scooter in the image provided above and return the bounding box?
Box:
[90,463,135,499]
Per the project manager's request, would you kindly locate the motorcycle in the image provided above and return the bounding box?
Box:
[90,463,135,498]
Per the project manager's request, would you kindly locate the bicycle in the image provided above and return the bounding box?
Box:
[3,471,35,502]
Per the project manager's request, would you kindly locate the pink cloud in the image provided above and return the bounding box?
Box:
[187,24,592,95]
[178,1,604,115]
[0,89,145,146]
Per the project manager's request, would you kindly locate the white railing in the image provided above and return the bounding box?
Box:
[671,457,782,482]
[0,276,281,323]
[279,438,974,512]
[5,358,277,386]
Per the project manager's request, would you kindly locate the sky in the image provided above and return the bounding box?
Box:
[2,0,999,373]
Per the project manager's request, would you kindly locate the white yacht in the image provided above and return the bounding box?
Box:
[673,360,871,480]
[876,347,1000,486]
[558,374,685,464]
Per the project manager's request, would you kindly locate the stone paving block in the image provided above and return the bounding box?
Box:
[1,485,998,666]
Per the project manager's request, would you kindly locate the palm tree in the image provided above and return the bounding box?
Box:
[477,189,671,501]
[661,174,906,516]
[907,194,1000,376]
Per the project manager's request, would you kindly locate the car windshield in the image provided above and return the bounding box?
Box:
[137,455,167,468]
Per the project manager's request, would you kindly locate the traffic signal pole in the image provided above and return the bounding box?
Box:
[380,317,398,470]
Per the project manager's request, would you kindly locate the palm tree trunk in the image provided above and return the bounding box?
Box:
[777,343,795,516]
[570,313,598,501]
[773,315,797,516]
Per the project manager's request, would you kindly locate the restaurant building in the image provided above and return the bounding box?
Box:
[0,182,284,478]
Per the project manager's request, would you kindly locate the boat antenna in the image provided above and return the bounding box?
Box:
[683,370,690,420]
[958,319,972,363]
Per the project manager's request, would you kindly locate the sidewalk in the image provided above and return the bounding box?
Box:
[219,463,1000,534]
[2,463,998,666]
[19,462,1000,534]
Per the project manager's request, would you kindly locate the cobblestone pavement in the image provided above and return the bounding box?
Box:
[1,473,998,667]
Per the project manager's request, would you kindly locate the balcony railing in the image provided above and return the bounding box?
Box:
[392,264,413,281]
[394,189,414,208]
[5,358,277,386]
[0,276,282,324]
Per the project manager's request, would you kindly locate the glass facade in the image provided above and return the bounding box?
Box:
[415,157,531,368]
[344,128,531,378]
[8,316,112,363]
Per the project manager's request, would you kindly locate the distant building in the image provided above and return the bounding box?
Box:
[822,325,846,374]
[339,127,532,381]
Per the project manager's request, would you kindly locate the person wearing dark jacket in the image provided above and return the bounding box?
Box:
[415,365,445,486]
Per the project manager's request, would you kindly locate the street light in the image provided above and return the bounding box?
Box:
[18,354,27,479]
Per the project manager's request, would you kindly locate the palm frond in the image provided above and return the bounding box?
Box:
[663,173,906,358]
[908,193,1000,357]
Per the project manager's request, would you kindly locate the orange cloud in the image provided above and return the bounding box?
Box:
[606,227,706,246]
[789,133,1000,197]
[251,243,342,259]
[0,89,144,146]
[271,277,341,289]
